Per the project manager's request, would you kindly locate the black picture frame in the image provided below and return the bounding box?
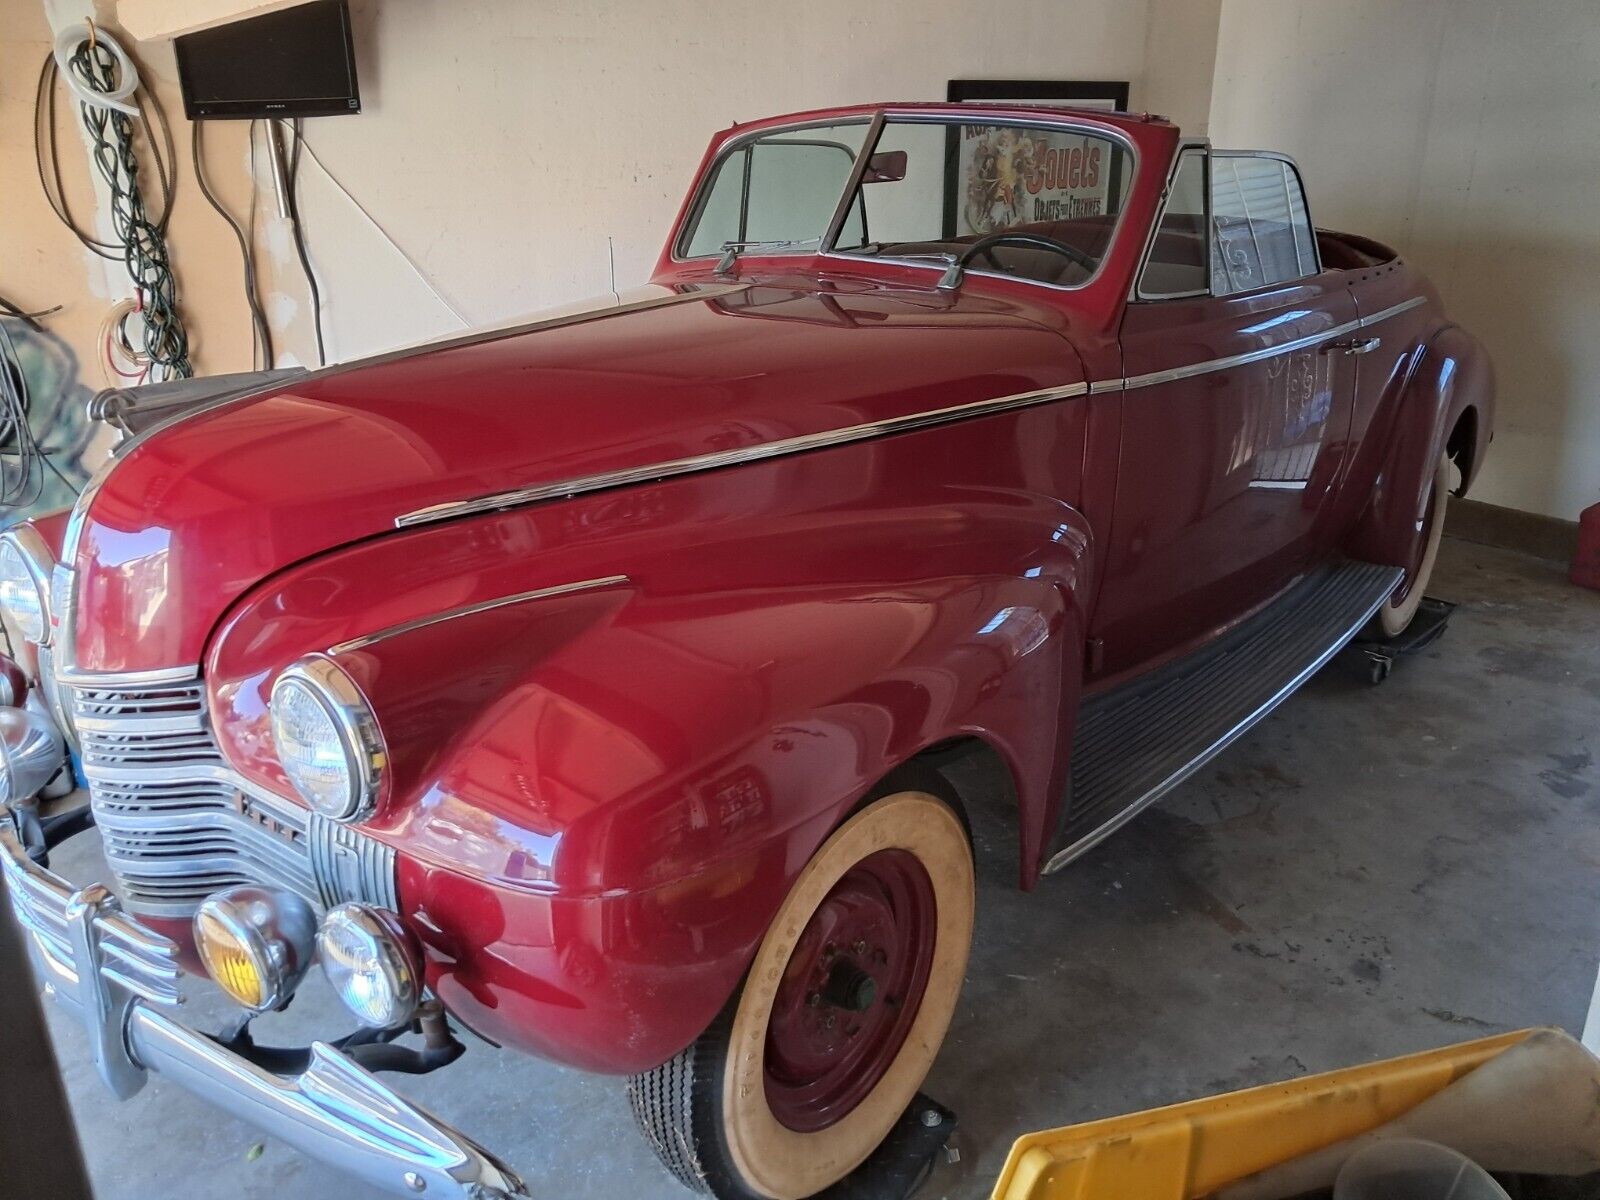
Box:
[946,79,1131,111]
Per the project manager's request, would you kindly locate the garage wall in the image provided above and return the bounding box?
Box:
[9,0,1222,379]
[1208,0,1600,522]
[254,0,1222,361]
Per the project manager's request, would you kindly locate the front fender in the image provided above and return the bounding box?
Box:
[205,419,1093,1070]
[1346,323,1494,567]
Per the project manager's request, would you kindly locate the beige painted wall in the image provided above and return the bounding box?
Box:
[247,0,1222,363]
[11,0,1222,383]
[1208,0,1600,522]
[14,0,263,379]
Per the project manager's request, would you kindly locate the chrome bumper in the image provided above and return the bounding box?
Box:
[0,801,528,1198]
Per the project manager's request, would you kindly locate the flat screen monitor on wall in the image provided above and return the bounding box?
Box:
[176,0,360,120]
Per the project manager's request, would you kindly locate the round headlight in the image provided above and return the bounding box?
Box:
[0,530,53,645]
[193,886,317,1012]
[318,903,423,1028]
[269,657,385,821]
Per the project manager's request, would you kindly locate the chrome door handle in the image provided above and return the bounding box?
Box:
[1321,336,1381,355]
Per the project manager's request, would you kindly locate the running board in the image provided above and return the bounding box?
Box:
[1043,561,1403,875]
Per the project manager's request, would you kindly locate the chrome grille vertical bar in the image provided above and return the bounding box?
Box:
[308,813,398,911]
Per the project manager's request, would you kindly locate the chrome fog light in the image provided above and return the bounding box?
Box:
[0,705,64,804]
[194,886,317,1012]
[318,903,423,1028]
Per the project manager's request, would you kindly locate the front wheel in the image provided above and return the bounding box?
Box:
[628,789,975,1199]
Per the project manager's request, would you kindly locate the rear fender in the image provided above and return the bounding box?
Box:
[1345,324,1494,567]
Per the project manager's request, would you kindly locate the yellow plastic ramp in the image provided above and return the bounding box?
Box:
[991,1029,1536,1200]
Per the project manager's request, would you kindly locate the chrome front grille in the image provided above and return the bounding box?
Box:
[69,675,321,919]
[308,816,399,912]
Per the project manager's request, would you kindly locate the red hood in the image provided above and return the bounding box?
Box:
[68,278,1085,672]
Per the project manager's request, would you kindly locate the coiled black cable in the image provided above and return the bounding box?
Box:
[33,50,174,260]
[0,316,78,514]
[37,37,192,381]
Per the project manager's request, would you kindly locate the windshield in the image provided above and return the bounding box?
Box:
[679,116,1133,288]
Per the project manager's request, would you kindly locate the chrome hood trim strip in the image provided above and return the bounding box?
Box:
[395,382,1092,528]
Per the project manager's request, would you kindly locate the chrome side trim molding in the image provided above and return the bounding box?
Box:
[328,575,632,653]
[1103,315,1363,393]
[395,296,1427,531]
[1099,295,1426,395]
[1358,294,1427,326]
[394,385,1091,528]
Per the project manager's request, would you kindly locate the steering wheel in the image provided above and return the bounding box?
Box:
[956,231,1098,276]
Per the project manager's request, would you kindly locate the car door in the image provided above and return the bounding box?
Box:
[1088,148,1363,681]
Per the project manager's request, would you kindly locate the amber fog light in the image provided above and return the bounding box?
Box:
[194,886,317,1012]
[318,904,423,1028]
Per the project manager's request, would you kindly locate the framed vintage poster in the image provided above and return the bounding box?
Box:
[941,80,1132,238]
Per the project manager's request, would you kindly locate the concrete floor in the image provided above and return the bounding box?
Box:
[34,537,1600,1199]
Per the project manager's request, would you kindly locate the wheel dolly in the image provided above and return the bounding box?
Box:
[1352,596,1456,684]
[817,1093,958,1199]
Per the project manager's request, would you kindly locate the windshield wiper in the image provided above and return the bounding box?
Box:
[715,238,821,275]
[875,251,966,291]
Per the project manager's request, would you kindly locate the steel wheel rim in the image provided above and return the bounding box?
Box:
[762,848,937,1133]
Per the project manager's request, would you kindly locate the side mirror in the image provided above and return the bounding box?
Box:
[861,150,907,184]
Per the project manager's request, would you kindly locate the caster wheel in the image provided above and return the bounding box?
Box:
[628,788,975,1199]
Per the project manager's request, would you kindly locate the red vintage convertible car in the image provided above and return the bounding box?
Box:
[0,103,1491,1199]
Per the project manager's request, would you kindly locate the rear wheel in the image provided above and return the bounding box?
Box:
[1372,449,1453,638]
[628,788,975,1199]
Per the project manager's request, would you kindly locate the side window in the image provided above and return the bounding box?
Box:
[1209,154,1319,294]
[1137,149,1208,298]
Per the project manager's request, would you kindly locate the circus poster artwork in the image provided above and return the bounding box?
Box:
[954,125,1112,236]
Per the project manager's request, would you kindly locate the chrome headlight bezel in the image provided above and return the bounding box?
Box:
[269,656,385,823]
[0,526,55,646]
